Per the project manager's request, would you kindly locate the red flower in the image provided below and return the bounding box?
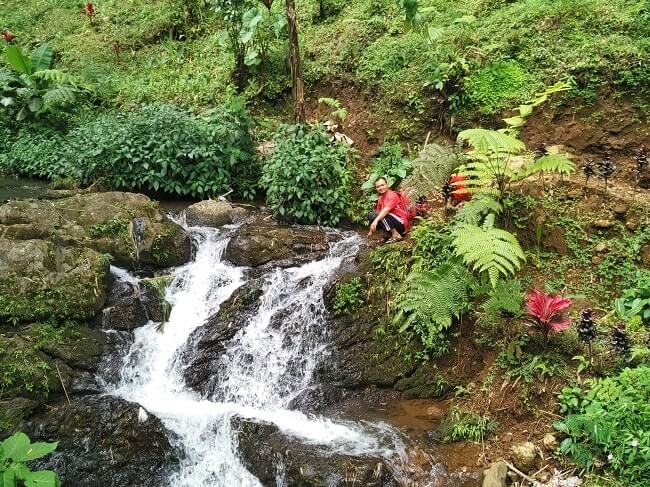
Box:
[2,31,15,43]
[526,289,572,337]
[82,2,96,16]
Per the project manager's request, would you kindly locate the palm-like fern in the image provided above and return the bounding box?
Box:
[453,195,502,225]
[481,278,524,317]
[393,264,470,349]
[457,128,525,155]
[515,153,576,180]
[401,143,460,197]
[452,213,525,287]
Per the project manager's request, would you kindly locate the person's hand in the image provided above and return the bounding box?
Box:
[367,220,377,238]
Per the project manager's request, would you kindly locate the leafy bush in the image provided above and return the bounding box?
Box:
[0,432,59,487]
[410,219,455,271]
[361,142,412,197]
[555,366,650,483]
[333,277,365,316]
[0,101,258,199]
[261,124,354,226]
[464,60,536,114]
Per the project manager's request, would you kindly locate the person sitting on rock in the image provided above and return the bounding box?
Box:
[367,177,410,242]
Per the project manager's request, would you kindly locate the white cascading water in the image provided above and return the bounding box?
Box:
[103,224,426,485]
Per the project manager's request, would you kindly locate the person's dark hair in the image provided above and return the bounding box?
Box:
[375,177,388,185]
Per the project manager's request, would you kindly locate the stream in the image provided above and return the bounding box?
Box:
[101,220,462,485]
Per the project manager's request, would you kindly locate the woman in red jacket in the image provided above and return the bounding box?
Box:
[367,177,411,242]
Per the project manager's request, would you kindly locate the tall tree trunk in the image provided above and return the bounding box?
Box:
[286,0,305,124]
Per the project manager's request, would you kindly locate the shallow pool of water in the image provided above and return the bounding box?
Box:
[0,176,50,201]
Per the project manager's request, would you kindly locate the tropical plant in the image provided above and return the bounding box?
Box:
[0,432,60,487]
[455,128,575,201]
[614,270,650,323]
[525,289,572,339]
[393,263,471,357]
[481,278,524,319]
[453,195,502,225]
[333,277,365,316]
[500,82,571,136]
[318,97,348,124]
[451,213,525,287]
[260,124,354,226]
[443,407,498,443]
[555,366,650,482]
[0,44,87,122]
[361,143,412,198]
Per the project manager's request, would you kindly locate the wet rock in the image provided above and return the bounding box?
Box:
[0,239,109,323]
[180,280,264,394]
[592,219,614,230]
[25,396,178,487]
[100,281,148,330]
[510,442,537,469]
[613,204,628,218]
[0,191,191,268]
[232,417,398,487]
[543,433,559,451]
[185,200,246,227]
[482,461,507,487]
[0,397,39,437]
[225,221,337,267]
[287,384,345,412]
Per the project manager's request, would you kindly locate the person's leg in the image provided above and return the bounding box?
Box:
[382,214,405,240]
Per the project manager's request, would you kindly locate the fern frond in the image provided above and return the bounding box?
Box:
[42,86,77,108]
[454,197,503,225]
[516,153,576,180]
[457,129,525,155]
[482,278,524,316]
[452,215,525,287]
[401,143,460,197]
[32,69,79,86]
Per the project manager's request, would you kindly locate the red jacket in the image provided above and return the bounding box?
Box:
[376,190,411,231]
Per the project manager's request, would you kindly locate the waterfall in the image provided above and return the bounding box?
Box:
[103,225,421,485]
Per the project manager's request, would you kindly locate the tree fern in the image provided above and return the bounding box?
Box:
[452,213,525,287]
[481,278,524,317]
[42,86,78,108]
[393,263,470,354]
[454,195,502,225]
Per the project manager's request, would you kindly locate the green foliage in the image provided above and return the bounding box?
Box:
[261,124,354,226]
[0,101,258,199]
[333,277,365,316]
[143,276,173,330]
[88,218,130,239]
[0,432,60,487]
[465,60,535,115]
[0,44,87,123]
[401,143,460,198]
[555,366,650,482]
[409,218,454,271]
[481,278,524,319]
[452,213,525,287]
[453,196,503,226]
[614,270,650,323]
[361,143,412,196]
[393,263,471,357]
[443,407,498,443]
[318,97,348,123]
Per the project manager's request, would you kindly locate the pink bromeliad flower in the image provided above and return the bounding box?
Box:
[526,289,572,338]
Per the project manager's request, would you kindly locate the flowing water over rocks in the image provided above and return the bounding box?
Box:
[98,220,468,486]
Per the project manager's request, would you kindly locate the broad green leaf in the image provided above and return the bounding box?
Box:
[29,44,53,73]
[5,46,32,74]
[13,441,58,462]
[27,97,43,113]
[23,470,59,487]
[1,433,31,462]
[1,468,16,487]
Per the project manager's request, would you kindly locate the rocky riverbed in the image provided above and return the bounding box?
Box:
[0,191,484,486]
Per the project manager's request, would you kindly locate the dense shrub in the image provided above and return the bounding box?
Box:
[0,101,258,199]
[361,142,412,195]
[555,366,650,484]
[260,124,354,226]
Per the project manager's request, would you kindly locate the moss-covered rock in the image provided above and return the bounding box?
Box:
[0,191,191,268]
[0,239,109,323]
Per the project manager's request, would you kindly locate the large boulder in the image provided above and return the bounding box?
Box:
[25,396,178,487]
[0,192,191,268]
[185,200,248,227]
[0,397,39,438]
[225,221,337,267]
[232,417,398,487]
[0,239,109,323]
[99,280,148,330]
[180,280,264,394]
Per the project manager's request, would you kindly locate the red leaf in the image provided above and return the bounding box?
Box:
[2,31,15,43]
[526,289,572,335]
